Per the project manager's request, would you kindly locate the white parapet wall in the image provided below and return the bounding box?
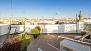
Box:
[64,24,77,33]
[25,24,82,34]
[0,24,9,35]
[10,25,20,34]
[0,23,84,36]
[0,24,23,36]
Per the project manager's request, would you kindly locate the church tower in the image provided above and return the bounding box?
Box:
[78,11,84,22]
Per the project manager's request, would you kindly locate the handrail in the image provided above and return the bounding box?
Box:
[22,27,30,34]
[80,31,91,41]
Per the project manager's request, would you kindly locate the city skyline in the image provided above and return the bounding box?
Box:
[0,0,91,18]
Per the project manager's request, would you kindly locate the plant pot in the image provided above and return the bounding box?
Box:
[33,34,38,39]
[22,46,27,51]
[37,33,40,36]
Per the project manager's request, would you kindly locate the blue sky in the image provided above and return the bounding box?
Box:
[0,0,91,19]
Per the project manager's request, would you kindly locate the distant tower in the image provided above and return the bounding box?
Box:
[52,17,55,21]
[78,11,83,22]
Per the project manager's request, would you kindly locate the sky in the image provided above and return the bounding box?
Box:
[0,0,91,19]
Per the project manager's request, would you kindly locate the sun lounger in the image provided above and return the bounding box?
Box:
[57,31,91,45]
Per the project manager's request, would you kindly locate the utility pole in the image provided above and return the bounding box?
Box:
[23,12,25,31]
[10,0,13,24]
[7,0,13,39]
[76,14,77,33]
[23,12,25,23]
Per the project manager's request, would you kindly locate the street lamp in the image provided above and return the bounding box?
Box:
[10,0,13,24]
[7,0,13,39]
[23,12,25,24]
[23,12,25,18]
[23,12,25,31]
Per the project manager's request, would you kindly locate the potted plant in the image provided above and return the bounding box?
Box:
[0,35,21,51]
[0,34,30,51]
[18,33,30,51]
[35,26,41,36]
[30,28,40,39]
[35,26,41,32]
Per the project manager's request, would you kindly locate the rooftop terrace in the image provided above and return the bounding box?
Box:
[0,22,91,51]
[0,33,90,51]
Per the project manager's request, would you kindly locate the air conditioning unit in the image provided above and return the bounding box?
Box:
[60,39,90,51]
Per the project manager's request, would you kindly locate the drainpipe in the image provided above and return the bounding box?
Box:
[42,16,44,33]
[76,14,77,33]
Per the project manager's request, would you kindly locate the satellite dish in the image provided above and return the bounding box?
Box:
[55,13,58,14]
[55,12,60,15]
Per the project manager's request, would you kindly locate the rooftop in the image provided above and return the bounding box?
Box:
[0,34,61,51]
[0,33,90,51]
[0,22,91,51]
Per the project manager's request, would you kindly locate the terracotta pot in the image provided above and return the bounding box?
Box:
[33,35,37,39]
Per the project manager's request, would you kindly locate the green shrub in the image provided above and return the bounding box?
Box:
[35,26,41,32]
[30,28,39,34]
[0,35,21,51]
[0,34,30,51]
[18,34,30,51]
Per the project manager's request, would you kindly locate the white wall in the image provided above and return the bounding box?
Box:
[10,25,20,34]
[25,24,82,33]
[43,25,58,33]
[0,25,22,35]
[0,24,9,35]
[64,24,77,33]
[0,23,84,36]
